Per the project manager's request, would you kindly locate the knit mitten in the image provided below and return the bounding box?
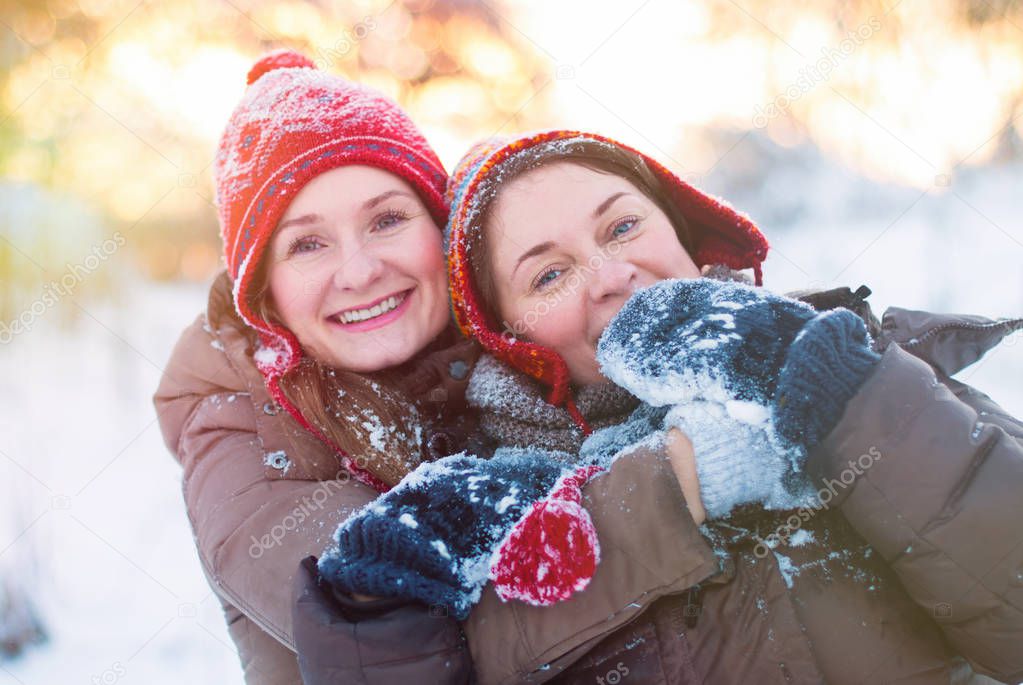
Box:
[318,450,602,620]
[773,308,882,449]
[598,278,816,406]
[664,402,816,519]
[598,278,881,450]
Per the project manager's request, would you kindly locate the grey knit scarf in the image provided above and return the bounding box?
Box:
[466,354,639,457]
[466,265,754,458]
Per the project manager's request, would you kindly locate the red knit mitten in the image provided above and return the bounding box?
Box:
[489,465,603,606]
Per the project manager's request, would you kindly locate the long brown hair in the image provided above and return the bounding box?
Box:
[247,252,426,487]
[467,140,693,328]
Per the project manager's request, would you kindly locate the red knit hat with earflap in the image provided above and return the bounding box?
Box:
[214,49,448,491]
[445,130,770,434]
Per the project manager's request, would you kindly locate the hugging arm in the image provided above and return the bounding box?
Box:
[156,316,472,683]
[806,342,1023,683]
[595,278,1023,681]
[310,441,718,684]
[461,444,719,684]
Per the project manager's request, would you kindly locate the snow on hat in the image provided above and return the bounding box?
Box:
[445,130,770,433]
[213,49,448,491]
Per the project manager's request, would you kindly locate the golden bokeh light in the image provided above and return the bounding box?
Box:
[0,0,1020,306]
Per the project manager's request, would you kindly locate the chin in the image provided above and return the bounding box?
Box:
[340,347,418,374]
[316,314,444,373]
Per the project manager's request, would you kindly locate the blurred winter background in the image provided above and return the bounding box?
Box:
[0,0,1021,682]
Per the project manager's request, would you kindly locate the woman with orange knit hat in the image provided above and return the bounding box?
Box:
[297,128,1022,683]
[435,130,1023,683]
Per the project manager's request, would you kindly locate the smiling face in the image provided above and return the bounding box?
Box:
[264,165,449,373]
[486,161,700,386]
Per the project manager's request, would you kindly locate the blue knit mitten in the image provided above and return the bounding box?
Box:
[598,278,881,451]
[318,450,602,620]
[772,307,882,448]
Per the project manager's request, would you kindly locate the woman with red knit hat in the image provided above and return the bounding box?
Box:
[433,130,1023,683]
[154,49,485,682]
[155,53,730,685]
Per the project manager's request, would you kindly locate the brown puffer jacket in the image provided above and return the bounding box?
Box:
[154,272,722,683]
[462,287,1023,685]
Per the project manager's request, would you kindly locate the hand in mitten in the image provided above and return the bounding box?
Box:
[317,450,602,620]
[664,403,817,519]
[664,428,706,525]
[597,278,881,451]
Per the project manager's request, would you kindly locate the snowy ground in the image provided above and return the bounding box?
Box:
[1,138,1020,683]
[0,281,243,684]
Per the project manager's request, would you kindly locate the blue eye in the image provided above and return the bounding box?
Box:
[611,217,639,237]
[287,237,323,255]
[375,209,411,231]
[533,268,562,291]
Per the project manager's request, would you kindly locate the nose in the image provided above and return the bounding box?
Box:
[332,245,385,292]
[588,258,638,304]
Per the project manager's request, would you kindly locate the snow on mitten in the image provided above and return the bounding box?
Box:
[598,279,880,450]
[318,449,601,620]
[773,308,882,449]
[664,402,816,519]
[597,278,817,408]
[489,454,603,605]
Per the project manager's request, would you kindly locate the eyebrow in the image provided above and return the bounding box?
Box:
[512,241,557,277]
[276,190,415,232]
[364,189,414,210]
[276,213,323,232]
[593,192,631,218]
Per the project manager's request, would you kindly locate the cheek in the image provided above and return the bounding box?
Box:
[408,229,447,291]
[520,294,587,352]
[401,226,449,330]
[267,264,304,323]
[666,251,701,279]
[640,223,701,279]
[421,245,448,287]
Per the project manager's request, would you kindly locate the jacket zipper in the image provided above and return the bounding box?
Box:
[683,585,703,628]
[897,317,1023,350]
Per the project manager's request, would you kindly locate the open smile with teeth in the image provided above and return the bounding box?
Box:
[334,290,410,324]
